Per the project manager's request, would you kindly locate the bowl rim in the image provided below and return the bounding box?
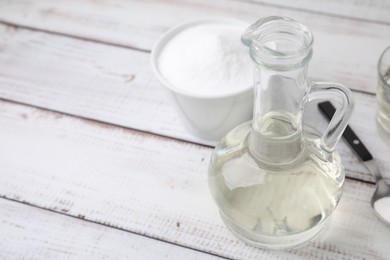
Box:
[150,17,253,99]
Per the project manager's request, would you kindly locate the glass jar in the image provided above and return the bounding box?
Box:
[377,45,390,145]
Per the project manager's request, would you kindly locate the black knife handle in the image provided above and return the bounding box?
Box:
[318,101,373,162]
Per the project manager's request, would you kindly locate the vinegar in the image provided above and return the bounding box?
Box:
[208,119,344,248]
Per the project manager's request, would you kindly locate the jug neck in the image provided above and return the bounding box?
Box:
[242,16,314,165]
[248,64,308,165]
[252,65,309,133]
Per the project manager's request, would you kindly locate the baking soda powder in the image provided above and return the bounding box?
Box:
[158,23,252,96]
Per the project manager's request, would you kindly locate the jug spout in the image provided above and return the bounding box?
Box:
[242,16,313,71]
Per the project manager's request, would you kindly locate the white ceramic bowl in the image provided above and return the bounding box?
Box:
[151,18,254,141]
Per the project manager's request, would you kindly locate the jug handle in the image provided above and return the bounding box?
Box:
[308,82,354,153]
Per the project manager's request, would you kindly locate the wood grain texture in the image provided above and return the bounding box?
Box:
[0,199,223,260]
[0,0,388,93]
[0,99,389,259]
[0,23,388,183]
[0,24,188,142]
[1,1,389,258]
[245,0,390,24]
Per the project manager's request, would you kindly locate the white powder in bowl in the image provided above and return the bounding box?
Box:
[158,23,252,96]
[374,197,390,223]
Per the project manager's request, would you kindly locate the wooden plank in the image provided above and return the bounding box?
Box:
[0,199,222,260]
[0,0,388,93]
[247,0,390,24]
[0,24,192,142]
[0,100,389,259]
[0,24,386,183]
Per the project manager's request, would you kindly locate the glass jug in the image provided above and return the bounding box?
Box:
[208,16,354,249]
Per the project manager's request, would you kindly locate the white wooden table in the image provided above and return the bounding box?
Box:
[0,0,390,259]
